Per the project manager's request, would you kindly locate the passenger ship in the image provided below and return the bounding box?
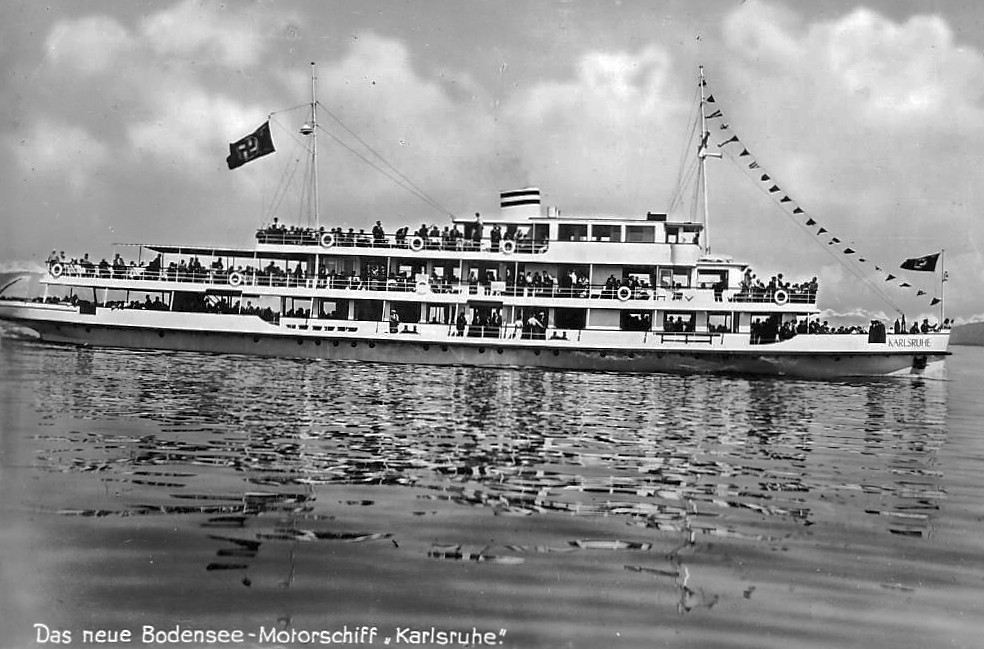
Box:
[0,67,950,378]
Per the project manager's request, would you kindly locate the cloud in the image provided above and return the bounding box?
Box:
[140,0,275,68]
[13,119,109,194]
[45,15,134,74]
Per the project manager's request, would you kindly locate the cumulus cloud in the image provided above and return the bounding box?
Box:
[45,15,134,74]
[14,119,109,194]
[140,0,274,68]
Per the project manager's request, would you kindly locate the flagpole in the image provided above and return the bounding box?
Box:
[310,61,320,229]
[940,248,945,324]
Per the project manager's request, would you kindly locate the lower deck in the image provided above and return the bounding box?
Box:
[0,300,950,379]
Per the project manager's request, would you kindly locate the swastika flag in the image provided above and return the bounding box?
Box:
[226,121,275,170]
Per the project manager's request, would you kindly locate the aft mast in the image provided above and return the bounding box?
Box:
[300,62,321,229]
[696,65,720,256]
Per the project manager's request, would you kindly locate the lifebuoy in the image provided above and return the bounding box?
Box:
[415,280,430,295]
[773,290,789,305]
[320,232,335,248]
[228,271,244,287]
[50,263,64,278]
[616,286,632,301]
[409,236,425,252]
[501,239,516,255]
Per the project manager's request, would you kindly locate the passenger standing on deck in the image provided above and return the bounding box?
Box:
[455,310,467,337]
[472,213,483,250]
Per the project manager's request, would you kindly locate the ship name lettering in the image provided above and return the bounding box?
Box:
[888,337,931,349]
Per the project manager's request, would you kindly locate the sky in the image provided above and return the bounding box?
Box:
[1,0,982,323]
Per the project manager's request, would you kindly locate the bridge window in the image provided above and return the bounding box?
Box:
[558,224,588,241]
[625,225,655,243]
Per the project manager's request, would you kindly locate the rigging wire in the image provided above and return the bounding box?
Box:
[316,101,455,217]
[666,84,703,215]
[315,122,452,217]
[716,144,904,314]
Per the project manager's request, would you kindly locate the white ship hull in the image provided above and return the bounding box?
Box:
[0,301,949,379]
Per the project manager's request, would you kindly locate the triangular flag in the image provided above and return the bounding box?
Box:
[916,290,926,296]
[761,174,771,181]
[707,109,722,119]
[831,237,841,244]
[886,274,896,281]
[739,148,751,157]
[930,297,941,306]
[859,258,866,262]
[806,218,817,226]
[718,135,739,147]
[749,161,760,169]
[780,196,792,203]
[793,207,804,214]
[875,266,882,271]
[768,185,780,193]
[818,227,827,235]
[900,282,911,288]
[706,95,715,103]
[844,248,855,254]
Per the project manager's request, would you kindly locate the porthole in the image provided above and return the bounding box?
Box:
[86,327,92,333]
[350,341,357,348]
[332,340,339,347]
[534,350,541,356]
[315,340,322,346]
[253,336,260,343]
[369,342,376,348]
[158,331,165,338]
[600,351,607,358]
[497,348,504,355]
[479,347,485,354]
[423,344,430,351]
[553,350,560,356]
[297,339,303,345]
[441,345,448,352]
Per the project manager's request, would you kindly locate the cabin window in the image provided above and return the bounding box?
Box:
[620,310,652,331]
[665,226,681,244]
[390,301,419,324]
[707,312,732,334]
[625,225,655,243]
[591,224,621,242]
[697,270,727,289]
[558,224,588,241]
[662,312,695,332]
[554,307,586,330]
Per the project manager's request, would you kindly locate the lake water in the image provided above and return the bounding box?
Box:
[1,335,982,649]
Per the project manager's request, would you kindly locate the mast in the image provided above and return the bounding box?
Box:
[696,65,720,256]
[310,62,320,229]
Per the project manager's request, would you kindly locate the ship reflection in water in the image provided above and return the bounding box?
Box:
[5,341,961,648]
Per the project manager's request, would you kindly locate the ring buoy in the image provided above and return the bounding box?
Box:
[319,232,335,248]
[409,236,425,252]
[228,271,244,287]
[773,290,789,305]
[415,281,430,295]
[616,286,632,301]
[501,239,516,255]
[50,263,64,278]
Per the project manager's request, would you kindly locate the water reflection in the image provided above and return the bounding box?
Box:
[20,344,949,598]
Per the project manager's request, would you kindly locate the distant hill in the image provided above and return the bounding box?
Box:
[950,322,984,346]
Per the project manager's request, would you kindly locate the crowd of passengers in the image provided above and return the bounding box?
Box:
[731,269,818,303]
[256,215,546,253]
[48,246,823,308]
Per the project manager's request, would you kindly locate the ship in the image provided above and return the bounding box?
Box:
[0,65,950,378]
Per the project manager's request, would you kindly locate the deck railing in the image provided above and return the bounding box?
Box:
[255,229,549,255]
[46,263,818,305]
